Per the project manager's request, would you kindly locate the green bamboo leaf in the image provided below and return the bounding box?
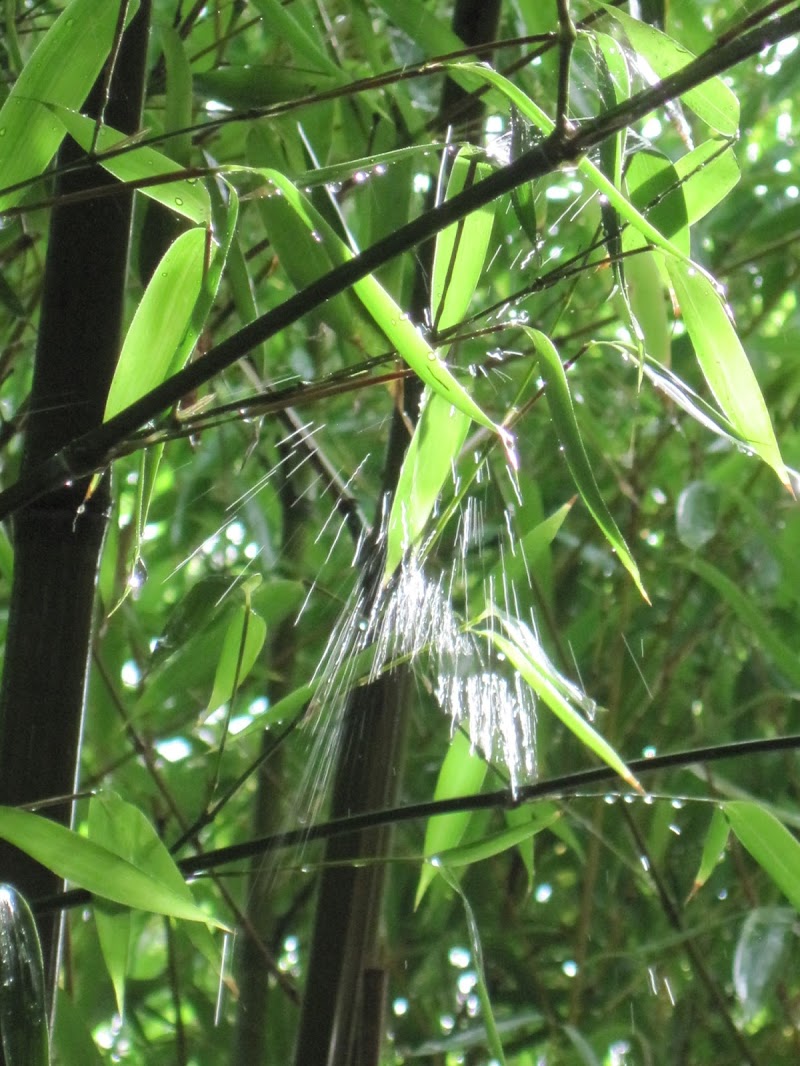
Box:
[689,558,800,687]
[433,806,559,868]
[89,799,132,1015]
[674,140,740,224]
[47,104,209,224]
[245,166,514,453]
[479,614,642,794]
[415,730,487,908]
[0,0,140,212]
[106,181,238,423]
[597,4,740,136]
[384,390,471,581]
[0,807,222,925]
[666,261,789,488]
[435,865,507,1064]
[687,807,729,902]
[371,0,465,58]
[626,149,689,257]
[725,802,800,913]
[525,328,648,601]
[89,793,223,992]
[449,62,691,267]
[208,605,267,715]
[159,24,193,166]
[105,228,206,420]
[431,147,496,333]
[250,0,340,75]
[194,66,335,110]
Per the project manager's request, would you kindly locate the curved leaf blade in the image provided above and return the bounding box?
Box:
[667,261,789,488]
[0,0,140,212]
[525,328,648,600]
[0,807,221,925]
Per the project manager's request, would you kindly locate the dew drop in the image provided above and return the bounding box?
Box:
[175,196,184,206]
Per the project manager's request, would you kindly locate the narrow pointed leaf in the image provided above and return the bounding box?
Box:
[435,865,507,1064]
[433,806,559,868]
[384,390,471,581]
[246,166,513,452]
[415,730,487,908]
[105,229,206,420]
[687,807,729,902]
[431,147,496,333]
[526,328,647,600]
[49,104,209,224]
[0,0,139,212]
[0,807,221,925]
[667,261,789,488]
[208,606,267,715]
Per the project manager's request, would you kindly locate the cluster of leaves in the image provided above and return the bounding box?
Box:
[0,0,799,1063]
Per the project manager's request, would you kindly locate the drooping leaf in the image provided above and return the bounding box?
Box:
[433,805,559,868]
[525,328,648,600]
[104,229,207,420]
[207,604,267,715]
[242,165,514,452]
[479,612,643,794]
[89,793,223,999]
[667,261,789,488]
[435,865,507,1065]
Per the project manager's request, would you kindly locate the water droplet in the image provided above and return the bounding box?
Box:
[0,129,6,137]
[175,196,184,206]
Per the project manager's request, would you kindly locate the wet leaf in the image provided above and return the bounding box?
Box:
[598,4,740,135]
[433,805,559,868]
[415,729,487,908]
[733,906,795,1022]
[105,228,206,421]
[384,390,471,581]
[687,806,729,902]
[0,807,222,925]
[725,802,800,913]
[0,0,140,212]
[525,328,648,600]
[207,605,267,715]
[48,104,210,224]
[480,613,642,794]
[666,261,789,488]
[431,147,496,333]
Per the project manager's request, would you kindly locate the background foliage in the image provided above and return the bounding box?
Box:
[0,1,799,1064]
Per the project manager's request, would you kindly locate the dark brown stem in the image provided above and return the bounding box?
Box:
[0,0,150,988]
